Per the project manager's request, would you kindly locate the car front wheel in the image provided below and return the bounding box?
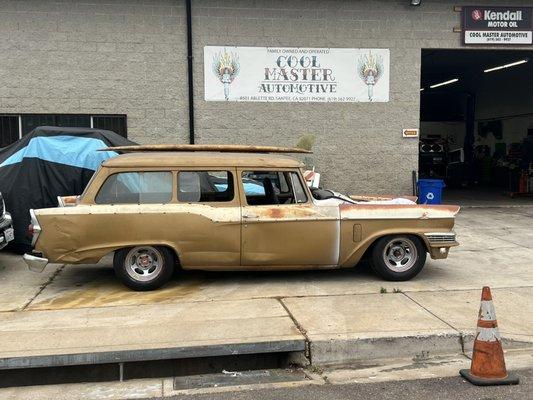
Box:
[370,235,426,281]
[114,245,174,291]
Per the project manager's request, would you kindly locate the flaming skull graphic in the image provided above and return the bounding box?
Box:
[212,49,240,101]
[357,51,384,101]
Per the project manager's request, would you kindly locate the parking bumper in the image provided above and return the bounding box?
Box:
[23,253,49,273]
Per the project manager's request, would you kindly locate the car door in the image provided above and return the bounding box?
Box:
[239,169,339,268]
[175,168,241,268]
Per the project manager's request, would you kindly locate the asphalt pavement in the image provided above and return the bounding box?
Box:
[146,369,532,400]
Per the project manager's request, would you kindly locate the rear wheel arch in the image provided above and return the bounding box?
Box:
[110,242,181,264]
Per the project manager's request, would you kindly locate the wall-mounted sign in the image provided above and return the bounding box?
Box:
[204,46,389,102]
[462,6,533,45]
[402,129,419,138]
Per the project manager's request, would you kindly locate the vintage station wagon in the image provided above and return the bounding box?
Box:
[24,145,459,290]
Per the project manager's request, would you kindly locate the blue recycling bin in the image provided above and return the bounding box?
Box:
[417,179,445,205]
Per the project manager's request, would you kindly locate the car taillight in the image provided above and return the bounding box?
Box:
[28,209,42,247]
[27,224,34,238]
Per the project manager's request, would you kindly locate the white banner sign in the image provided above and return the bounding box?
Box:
[204,46,390,103]
[464,30,532,44]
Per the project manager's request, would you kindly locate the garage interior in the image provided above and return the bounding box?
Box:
[420,49,533,203]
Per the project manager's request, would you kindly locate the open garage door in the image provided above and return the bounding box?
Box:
[420,49,533,205]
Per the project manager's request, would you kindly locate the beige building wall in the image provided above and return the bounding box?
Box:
[1,0,532,194]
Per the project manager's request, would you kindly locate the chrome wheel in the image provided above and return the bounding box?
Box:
[382,237,418,273]
[124,246,163,282]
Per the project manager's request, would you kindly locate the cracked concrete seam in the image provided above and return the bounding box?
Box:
[400,291,466,354]
[20,264,65,311]
[277,297,312,363]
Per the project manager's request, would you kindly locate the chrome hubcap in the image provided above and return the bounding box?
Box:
[125,246,163,282]
[382,237,417,272]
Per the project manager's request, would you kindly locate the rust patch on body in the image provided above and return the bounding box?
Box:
[267,208,285,218]
[349,194,418,202]
[340,203,460,215]
[251,206,321,220]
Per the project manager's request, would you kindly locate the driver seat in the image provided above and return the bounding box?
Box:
[262,178,279,205]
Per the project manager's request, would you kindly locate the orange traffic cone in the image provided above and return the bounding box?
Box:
[460,286,519,385]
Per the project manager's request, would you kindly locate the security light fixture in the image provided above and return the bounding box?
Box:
[484,59,528,73]
[410,0,422,6]
[429,78,459,89]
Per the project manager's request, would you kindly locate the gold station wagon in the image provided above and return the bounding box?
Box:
[24,145,459,291]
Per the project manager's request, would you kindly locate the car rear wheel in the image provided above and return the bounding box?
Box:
[113,245,174,291]
[370,235,426,281]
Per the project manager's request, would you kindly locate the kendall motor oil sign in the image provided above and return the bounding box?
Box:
[462,6,533,45]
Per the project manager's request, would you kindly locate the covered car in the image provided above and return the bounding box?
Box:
[0,126,135,251]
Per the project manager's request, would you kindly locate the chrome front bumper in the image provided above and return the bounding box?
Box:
[424,232,457,245]
[424,232,459,260]
[23,253,49,273]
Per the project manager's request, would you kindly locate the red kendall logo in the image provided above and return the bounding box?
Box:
[472,9,483,21]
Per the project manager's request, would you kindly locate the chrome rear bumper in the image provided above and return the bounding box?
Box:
[23,253,49,273]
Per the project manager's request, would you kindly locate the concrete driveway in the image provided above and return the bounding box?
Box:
[0,206,532,367]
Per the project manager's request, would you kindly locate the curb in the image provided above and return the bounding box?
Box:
[308,332,462,366]
[0,339,306,370]
[307,332,533,366]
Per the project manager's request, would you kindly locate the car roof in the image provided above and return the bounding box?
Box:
[102,152,304,169]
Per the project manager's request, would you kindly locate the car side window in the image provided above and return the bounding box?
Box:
[178,171,234,202]
[95,171,173,204]
[241,171,307,205]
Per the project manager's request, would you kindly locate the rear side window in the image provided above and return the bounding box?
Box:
[178,171,234,202]
[95,172,173,204]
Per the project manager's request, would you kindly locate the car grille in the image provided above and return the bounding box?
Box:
[425,233,456,244]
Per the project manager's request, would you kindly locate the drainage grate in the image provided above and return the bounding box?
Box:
[0,352,304,388]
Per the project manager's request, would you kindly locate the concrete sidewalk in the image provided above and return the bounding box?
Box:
[0,296,304,369]
[0,207,532,370]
